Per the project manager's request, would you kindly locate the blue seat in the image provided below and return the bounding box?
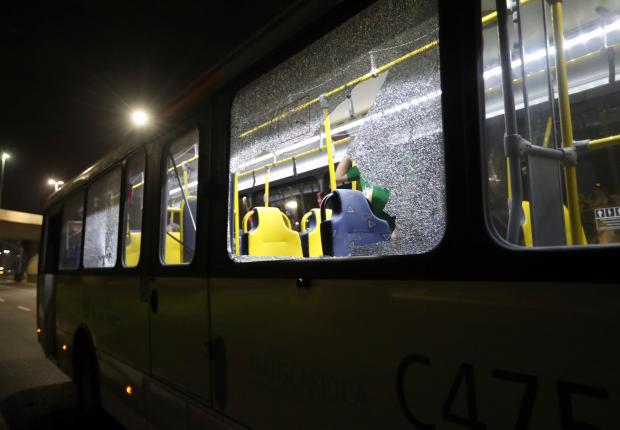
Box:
[320,189,391,257]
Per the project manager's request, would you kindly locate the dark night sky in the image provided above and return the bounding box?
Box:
[0,1,291,214]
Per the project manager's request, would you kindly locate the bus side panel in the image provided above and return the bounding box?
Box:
[148,277,210,402]
[98,350,148,430]
[37,273,56,357]
[210,278,620,429]
[55,274,87,351]
[86,275,149,372]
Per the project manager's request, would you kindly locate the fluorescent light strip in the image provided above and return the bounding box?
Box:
[484,74,615,119]
[237,89,442,173]
[483,19,620,80]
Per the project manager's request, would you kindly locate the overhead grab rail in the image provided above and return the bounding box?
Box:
[238,40,439,139]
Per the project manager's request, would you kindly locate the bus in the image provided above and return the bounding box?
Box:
[37,0,620,428]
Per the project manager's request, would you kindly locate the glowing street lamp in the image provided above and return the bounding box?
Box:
[130,109,150,128]
[48,179,64,192]
[0,152,10,208]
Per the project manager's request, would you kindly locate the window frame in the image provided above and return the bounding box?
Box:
[224,0,448,264]
[476,4,620,255]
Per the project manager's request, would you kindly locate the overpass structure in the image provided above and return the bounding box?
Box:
[0,209,42,283]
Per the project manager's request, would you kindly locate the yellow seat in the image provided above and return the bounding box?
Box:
[243,207,303,257]
[162,198,195,265]
[124,231,142,267]
[301,208,332,257]
[521,201,586,246]
[164,232,182,264]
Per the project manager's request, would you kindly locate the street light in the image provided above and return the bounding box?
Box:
[0,152,10,209]
[48,179,64,192]
[130,109,150,127]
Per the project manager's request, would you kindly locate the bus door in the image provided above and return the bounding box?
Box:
[37,206,62,356]
[146,129,211,429]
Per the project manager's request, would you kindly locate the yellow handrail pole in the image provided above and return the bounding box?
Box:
[321,96,337,191]
[264,168,270,207]
[183,168,189,195]
[506,159,512,198]
[551,0,585,245]
[233,173,240,256]
[300,211,313,233]
[242,210,255,232]
[589,134,620,150]
[543,116,553,148]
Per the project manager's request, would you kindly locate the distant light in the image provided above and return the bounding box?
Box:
[131,110,150,127]
[125,385,133,396]
[36,327,42,334]
[48,179,64,192]
[285,200,298,210]
[2,153,10,161]
[2,250,9,254]
[62,344,69,351]
[0,267,4,270]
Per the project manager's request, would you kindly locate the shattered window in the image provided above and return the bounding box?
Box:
[229,0,445,260]
[58,192,84,270]
[84,167,121,268]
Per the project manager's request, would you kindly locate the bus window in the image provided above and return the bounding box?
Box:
[481,0,620,247]
[83,167,122,268]
[122,151,145,267]
[228,0,446,260]
[58,192,84,270]
[160,129,199,265]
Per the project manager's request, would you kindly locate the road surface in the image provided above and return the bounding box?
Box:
[0,280,122,429]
